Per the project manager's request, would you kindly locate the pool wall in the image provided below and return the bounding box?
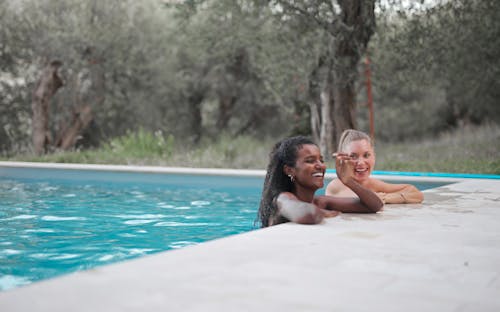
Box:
[1,161,500,311]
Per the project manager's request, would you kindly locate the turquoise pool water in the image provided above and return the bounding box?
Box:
[0,167,450,291]
[0,168,263,291]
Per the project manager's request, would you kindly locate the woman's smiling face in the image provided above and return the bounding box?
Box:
[290,144,326,191]
[344,139,375,183]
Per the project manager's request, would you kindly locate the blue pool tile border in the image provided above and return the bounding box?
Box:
[326,169,500,179]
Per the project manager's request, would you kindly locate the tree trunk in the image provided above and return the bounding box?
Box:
[216,93,237,130]
[31,60,63,155]
[54,47,104,151]
[332,79,357,148]
[331,44,358,149]
[188,88,204,144]
[56,104,93,149]
[216,47,248,132]
[315,0,375,156]
[308,55,326,144]
[319,58,335,156]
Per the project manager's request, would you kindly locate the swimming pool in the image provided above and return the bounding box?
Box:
[0,166,265,291]
[0,164,452,291]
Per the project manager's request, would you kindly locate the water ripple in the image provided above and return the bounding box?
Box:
[169,241,197,249]
[0,173,261,292]
[114,214,166,219]
[124,219,157,225]
[3,214,37,221]
[191,200,211,206]
[154,221,219,227]
[42,216,87,221]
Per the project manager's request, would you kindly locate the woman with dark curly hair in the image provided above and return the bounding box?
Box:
[258,136,383,227]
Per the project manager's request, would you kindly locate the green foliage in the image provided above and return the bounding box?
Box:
[8,129,176,165]
[6,124,498,174]
[165,0,301,140]
[7,132,272,169]
[367,0,500,142]
[0,1,33,154]
[374,123,500,174]
[2,0,499,159]
[167,134,272,169]
[105,129,175,159]
[0,0,174,152]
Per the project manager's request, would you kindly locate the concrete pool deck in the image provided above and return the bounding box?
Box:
[1,163,500,311]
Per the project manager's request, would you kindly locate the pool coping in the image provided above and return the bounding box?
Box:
[0,161,481,183]
[0,161,266,177]
[1,162,500,311]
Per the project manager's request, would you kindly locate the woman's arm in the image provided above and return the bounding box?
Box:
[274,192,325,225]
[371,179,424,204]
[314,185,383,213]
[343,178,384,212]
[319,153,383,212]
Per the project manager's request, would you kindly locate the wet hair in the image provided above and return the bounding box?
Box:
[337,129,373,152]
[257,136,316,227]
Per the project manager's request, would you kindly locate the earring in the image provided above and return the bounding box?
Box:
[288,174,295,182]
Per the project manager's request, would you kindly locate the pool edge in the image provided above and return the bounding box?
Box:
[2,161,489,183]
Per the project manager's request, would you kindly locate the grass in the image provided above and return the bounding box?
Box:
[4,124,500,175]
[374,123,500,174]
[7,131,273,170]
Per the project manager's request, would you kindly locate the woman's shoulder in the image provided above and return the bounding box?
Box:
[326,178,346,195]
[276,191,298,201]
[327,178,343,187]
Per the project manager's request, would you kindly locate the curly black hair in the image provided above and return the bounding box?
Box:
[257,136,316,227]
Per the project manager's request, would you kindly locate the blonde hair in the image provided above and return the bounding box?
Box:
[338,129,373,152]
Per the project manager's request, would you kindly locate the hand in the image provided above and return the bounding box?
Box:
[376,192,387,204]
[312,197,341,218]
[333,152,356,185]
[277,193,325,225]
[313,196,328,210]
[321,209,341,218]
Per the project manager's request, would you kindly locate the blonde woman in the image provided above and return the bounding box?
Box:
[326,129,424,204]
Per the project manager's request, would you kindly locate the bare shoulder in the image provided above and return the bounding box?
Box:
[326,179,347,196]
[276,192,298,201]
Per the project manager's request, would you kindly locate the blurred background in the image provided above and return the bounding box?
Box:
[1,0,498,173]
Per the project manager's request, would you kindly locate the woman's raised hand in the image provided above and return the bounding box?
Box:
[333,152,355,185]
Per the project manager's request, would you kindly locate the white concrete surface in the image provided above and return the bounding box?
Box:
[1,164,499,311]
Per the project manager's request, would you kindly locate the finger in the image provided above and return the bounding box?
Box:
[336,156,353,163]
[337,159,346,168]
[344,159,356,165]
[334,152,349,158]
[321,209,340,218]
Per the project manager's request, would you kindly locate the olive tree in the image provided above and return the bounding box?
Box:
[273,0,376,156]
[1,0,172,154]
[370,0,500,141]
